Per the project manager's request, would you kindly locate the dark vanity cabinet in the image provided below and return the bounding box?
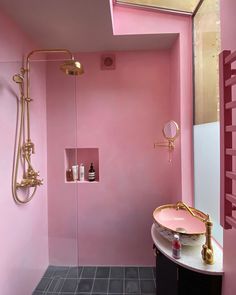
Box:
[155,247,222,295]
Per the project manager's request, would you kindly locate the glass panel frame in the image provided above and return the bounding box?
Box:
[116,0,202,14]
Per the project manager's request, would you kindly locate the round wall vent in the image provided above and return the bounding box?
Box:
[101,54,116,70]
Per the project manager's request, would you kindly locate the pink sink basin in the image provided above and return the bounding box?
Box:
[153,204,207,246]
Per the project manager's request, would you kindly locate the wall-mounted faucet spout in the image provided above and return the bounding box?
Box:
[175,201,214,265]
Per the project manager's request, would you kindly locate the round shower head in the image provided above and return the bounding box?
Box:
[13,74,24,83]
[60,60,84,75]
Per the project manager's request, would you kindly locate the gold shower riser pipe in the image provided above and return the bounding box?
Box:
[24,49,75,143]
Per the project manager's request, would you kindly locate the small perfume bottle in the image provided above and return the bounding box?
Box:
[88,163,95,182]
[172,234,181,259]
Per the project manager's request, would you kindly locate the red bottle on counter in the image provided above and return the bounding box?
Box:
[172,234,181,259]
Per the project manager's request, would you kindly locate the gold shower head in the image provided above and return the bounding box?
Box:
[60,60,84,75]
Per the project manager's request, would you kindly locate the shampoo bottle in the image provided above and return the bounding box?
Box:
[88,162,95,182]
[79,163,85,181]
[72,165,78,181]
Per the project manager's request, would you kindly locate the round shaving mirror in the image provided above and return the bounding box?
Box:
[163,120,179,141]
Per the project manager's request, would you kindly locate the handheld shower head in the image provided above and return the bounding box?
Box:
[13,74,24,84]
[60,60,84,75]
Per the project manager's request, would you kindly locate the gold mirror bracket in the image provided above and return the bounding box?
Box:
[154,121,179,162]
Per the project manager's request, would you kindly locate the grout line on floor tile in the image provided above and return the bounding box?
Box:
[79,266,84,279]
[138,267,141,294]
[107,266,111,295]
[90,266,97,293]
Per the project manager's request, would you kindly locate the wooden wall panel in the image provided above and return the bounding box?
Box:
[194,0,220,124]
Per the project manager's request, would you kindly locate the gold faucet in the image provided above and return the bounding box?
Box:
[176,201,214,265]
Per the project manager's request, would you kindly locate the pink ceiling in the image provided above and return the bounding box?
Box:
[0,0,177,52]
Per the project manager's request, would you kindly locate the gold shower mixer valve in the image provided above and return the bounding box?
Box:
[16,140,43,188]
[16,168,43,188]
[16,177,43,188]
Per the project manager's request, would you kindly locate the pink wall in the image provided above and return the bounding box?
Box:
[0,9,48,295]
[76,50,173,265]
[220,1,236,294]
[46,61,79,265]
[170,38,181,202]
[112,4,193,205]
[47,3,193,266]
[47,50,175,265]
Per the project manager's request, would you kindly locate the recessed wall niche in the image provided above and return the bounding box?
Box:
[65,148,99,182]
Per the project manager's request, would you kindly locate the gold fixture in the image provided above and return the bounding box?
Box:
[176,201,214,265]
[154,120,179,162]
[12,49,84,204]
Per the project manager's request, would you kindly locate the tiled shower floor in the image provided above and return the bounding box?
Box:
[33,266,156,295]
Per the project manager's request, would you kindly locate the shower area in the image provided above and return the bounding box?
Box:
[1,50,164,294]
[37,51,159,294]
[1,55,82,294]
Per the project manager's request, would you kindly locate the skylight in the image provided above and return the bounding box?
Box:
[116,0,203,15]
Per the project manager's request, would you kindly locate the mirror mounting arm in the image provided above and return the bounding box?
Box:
[154,120,179,163]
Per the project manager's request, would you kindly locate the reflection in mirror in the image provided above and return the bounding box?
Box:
[154,120,179,162]
[163,120,179,140]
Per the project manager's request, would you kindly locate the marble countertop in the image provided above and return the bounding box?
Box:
[151,223,223,276]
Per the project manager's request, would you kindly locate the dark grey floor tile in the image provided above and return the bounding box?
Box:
[125,267,138,279]
[139,267,153,279]
[44,292,58,295]
[32,291,44,295]
[59,293,75,295]
[81,267,96,278]
[152,267,156,278]
[47,277,60,292]
[140,280,156,293]
[60,278,78,292]
[54,278,65,292]
[53,266,69,277]
[110,267,124,278]
[43,266,55,278]
[96,267,110,278]
[67,266,83,278]
[35,277,52,291]
[92,279,108,293]
[77,279,94,292]
[109,279,123,293]
[125,280,140,293]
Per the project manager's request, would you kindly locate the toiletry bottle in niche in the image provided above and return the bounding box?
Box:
[79,163,85,181]
[172,234,181,259]
[88,162,95,182]
[66,169,73,182]
[72,165,79,181]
